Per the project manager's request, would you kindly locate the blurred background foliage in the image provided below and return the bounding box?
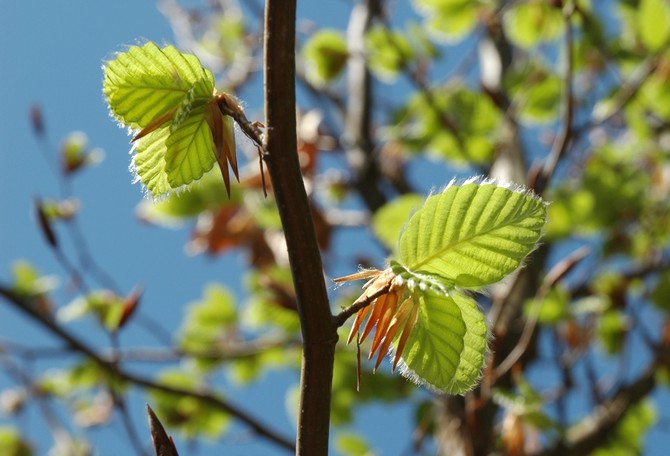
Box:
[2,0,670,454]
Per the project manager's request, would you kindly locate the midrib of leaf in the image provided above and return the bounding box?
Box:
[406,195,536,271]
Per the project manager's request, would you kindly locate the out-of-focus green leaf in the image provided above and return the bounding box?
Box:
[149,370,230,439]
[589,400,656,456]
[524,286,570,325]
[652,272,670,311]
[302,29,348,86]
[57,290,126,332]
[597,309,629,355]
[137,173,240,226]
[371,193,424,251]
[243,267,300,334]
[330,347,411,425]
[179,284,237,358]
[365,26,414,81]
[10,261,57,298]
[392,85,501,164]
[0,427,32,456]
[413,0,483,43]
[335,431,375,456]
[503,1,563,49]
[60,131,104,175]
[638,0,670,51]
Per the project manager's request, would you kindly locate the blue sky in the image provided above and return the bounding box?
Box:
[0,1,423,455]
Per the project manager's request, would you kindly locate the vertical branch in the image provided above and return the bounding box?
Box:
[343,0,387,211]
[532,3,575,194]
[264,1,338,454]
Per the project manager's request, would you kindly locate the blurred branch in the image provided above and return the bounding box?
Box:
[0,284,296,453]
[532,3,575,195]
[535,360,658,456]
[342,0,387,211]
[493,246,590,380]
[264,0,337,454]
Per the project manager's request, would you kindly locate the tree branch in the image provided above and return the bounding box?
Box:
[263,1,338,454]
[535,362,657,456]
[343,0,387,211]
[0,285,296,453]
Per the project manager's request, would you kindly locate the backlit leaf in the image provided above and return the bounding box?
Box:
[103,42,214,130]
[398,178,547,288]
[395,289,487,394]
[503,1,563,49]
[372,193,424,251]
[638,0,670,51]
[302,30,348,86]
[165,103,217,188]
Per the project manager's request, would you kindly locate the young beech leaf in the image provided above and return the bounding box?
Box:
[399,177,548,288]
[104,42,214,130]
[103,42,239,197]
[338,177,547,394]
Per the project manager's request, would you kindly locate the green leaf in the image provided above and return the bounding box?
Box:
[149,370,230,439]
[372,193,425,251]
[638,0,670,51]
[302,29,348,86]
[589,400,656,456]
[396,289,487,394]
[398,178,547,289]
[131,123,172,196]
[165,102,217,188]
[137,173,240,226]
[597,309,629,355]
[103,42,214,130]
[0,427,32,456]
[503,1,564,49]
[652,272,670,311]
[523,285,570,325]
[179,284,237,355]
[335,431,375,456]
[394,86,501,164]
[413,0,482,43]
[365,26,414,81]
[11,261,57,297]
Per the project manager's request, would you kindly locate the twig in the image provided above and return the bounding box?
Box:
[532,3,576,195]
[494,246,590,380]
[342,0,387,211]
[0,284,296,453]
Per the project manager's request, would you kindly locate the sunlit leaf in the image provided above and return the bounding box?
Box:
[302,29,348,86]
[165,102,217,188]
[365,26,414,81]
[0,427,32,456]
[103,42,214,130]
[371,193,424,251]
[104,42,239,197]
[398,178,547,288]
[149,370,230,439]
[395,289,487,394]
[413,0,483,43]
[503,1,563,49]
[638,0,670,51]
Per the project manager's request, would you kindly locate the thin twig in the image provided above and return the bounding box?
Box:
[494,246,590,380]
[0,285,296,453]
[532,4,576,195]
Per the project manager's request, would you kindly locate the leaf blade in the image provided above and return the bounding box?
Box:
[394,290,487,394]
[398,179,547,288]
[103,42,215,130]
